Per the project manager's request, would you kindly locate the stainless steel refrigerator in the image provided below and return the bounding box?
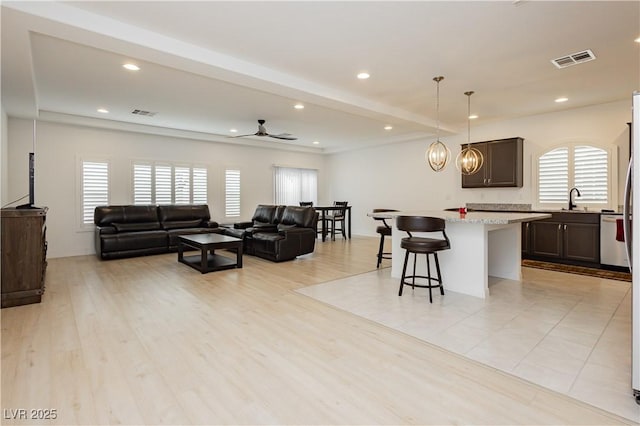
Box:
[623,91,640,405]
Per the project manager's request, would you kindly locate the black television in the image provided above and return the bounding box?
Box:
[16,152,36,209]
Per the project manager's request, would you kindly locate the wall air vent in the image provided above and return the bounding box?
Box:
[551,49,596,69]
[131,109,157,117]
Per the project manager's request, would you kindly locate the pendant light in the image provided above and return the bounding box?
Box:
[455,91,484,175]
[425,76,450,172]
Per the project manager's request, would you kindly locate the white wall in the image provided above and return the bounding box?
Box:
[327,100,632,237]
[6,119,326,258]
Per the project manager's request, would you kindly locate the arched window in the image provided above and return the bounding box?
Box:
[537,144,609,207]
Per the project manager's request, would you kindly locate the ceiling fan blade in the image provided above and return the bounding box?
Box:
[228,132,259,138]
[269,133,297,141]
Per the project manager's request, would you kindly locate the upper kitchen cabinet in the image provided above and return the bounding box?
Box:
[461,137,523,188]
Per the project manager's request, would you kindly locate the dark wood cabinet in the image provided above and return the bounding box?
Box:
[530,221,563,258]
[1,208,48,308]
[522,212,600,266]
[462,137,523,188]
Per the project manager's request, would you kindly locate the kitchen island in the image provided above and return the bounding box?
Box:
[378,210,551,299]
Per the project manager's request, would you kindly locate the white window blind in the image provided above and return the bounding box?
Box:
[273,166,317,205]
[133,163,152,205]
[174,166,191,205]
[192,167,208,204]
[155,165,172,204]
[225,169,241,217]
[82,160,109,224]
[574,145,607,203]
[538,147,568,203]
[538,144,609,205]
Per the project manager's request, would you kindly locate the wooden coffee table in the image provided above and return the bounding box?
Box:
[177,234,243,274]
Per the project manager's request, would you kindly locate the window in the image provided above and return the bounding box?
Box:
[82,160,109,225]
[193,167,208,204]
[225,169,241,217]
[132,162,207,205]
[273,166,317,205]
[537,144,609,206]
[133,163,152,204]
[174,166,191,204]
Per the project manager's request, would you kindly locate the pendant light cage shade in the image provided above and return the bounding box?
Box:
[456,146,484,175]
[426,140,451,172]
[426,76,450,172]
[456,90,484,176]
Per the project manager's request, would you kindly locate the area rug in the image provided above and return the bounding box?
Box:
[522,259,631,282]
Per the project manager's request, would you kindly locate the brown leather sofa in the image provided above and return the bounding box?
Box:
[94,204,220,259]
[223,204,317,262]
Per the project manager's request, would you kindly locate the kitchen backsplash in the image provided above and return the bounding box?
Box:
[466,203,532,211]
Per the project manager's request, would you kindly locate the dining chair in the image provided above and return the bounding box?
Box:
[326,201,348,241]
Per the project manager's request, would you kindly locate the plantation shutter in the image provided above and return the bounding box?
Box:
[174,166,191,204]
[574,145,608,203]
[155,165,172,204]
[225,169,241,217]
[82,160,109,224]
[133,163,152,205]
[538,147,568,203]
[192,167,208,204]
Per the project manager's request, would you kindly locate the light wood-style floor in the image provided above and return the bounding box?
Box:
[1,237,632,425]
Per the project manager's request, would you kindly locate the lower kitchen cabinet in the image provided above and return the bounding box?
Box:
[522,212,600,266]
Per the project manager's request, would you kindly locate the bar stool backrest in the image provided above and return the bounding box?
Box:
[396,216,447,237]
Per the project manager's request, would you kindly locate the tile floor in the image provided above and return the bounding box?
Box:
[297,266,640,422]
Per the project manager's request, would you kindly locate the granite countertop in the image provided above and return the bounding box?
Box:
[374,210,551,225]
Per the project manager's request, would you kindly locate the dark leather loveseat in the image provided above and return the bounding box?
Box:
[223,204,316,262]
[94,204,220,259]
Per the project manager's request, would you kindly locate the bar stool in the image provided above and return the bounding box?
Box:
[396,216,450,303]
[371,209,398,268]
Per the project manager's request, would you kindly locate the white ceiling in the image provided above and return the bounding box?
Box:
[2,1,639,154]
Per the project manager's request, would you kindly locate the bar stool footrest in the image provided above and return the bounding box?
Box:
[400,275,442,289]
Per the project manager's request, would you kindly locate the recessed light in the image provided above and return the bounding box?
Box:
[357,72,370,80]
[230,129,237,133]
[635,37,640,43]
[123,63,140,71]
[555,97,569,103]
[468,115,478,120]
[384,125,393,130]
[312,141,320,145]
[97,108,109,114]
[294,104,305,110]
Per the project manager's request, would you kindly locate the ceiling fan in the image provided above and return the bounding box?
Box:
[230,119,297,141]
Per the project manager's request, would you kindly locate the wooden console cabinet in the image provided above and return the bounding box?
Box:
[1,208,48,308]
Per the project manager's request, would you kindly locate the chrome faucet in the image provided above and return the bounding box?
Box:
[569,187,581,210]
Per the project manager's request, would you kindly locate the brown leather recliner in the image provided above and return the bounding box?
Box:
[223,205,317,262]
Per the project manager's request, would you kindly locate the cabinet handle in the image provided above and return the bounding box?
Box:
[558,224,562,231]
[564,224,567,231]
[488,178,491,184]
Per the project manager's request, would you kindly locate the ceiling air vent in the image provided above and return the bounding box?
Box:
[131,109,157,117]
[551,49,596,69]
